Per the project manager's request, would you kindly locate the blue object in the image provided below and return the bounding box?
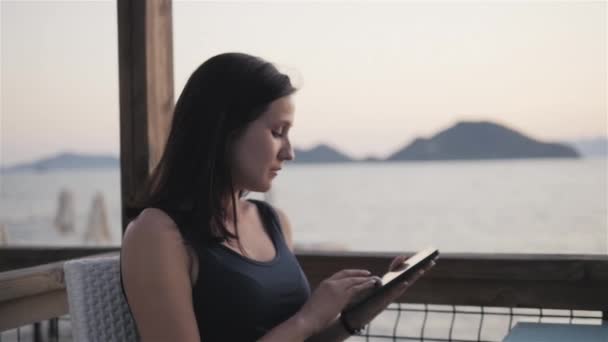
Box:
[503,322,608,342]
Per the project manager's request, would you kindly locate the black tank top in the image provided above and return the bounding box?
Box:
[192,199,311,341]
[120,200,311,341]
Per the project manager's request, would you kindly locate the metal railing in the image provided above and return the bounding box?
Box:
[0,317,67,342]
[352,304,602,341]
[0,306,603,342]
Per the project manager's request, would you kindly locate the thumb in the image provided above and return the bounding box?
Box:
[389,255,408,272]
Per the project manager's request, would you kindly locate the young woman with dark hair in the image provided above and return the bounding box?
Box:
[120,52,434,341]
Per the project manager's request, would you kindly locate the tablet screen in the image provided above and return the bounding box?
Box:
[380,247,439,287]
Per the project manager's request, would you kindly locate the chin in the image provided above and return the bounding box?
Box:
[248,181,272,193]
[260,183,272,193]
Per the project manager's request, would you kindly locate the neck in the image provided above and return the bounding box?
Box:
[222,191,245,223]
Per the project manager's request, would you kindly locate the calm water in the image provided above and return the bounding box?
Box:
[1,159,605,341]
[0,158,606,254]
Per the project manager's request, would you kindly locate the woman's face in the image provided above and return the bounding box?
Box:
[231,95,295,192]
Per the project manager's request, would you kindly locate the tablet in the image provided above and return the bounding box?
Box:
[344,247,439,312]
[379,247,438,288]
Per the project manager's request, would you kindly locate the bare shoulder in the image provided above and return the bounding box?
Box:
[123,208,180,243]
[121,207,191,276]
[121,207,191,278]
[272,206,294,251]
[120,208,199,340]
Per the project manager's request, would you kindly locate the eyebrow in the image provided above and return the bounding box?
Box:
[277,120,293,127]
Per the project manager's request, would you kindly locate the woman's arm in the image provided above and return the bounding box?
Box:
[270,208,361,342]
[121,208,200,342]
[258,268,377,341]
[274,207,436,342]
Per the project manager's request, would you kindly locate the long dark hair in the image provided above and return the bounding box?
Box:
[138,53,296,249]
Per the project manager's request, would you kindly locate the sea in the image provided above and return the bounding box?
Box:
[1,158,606,341]
[0,158,606,255]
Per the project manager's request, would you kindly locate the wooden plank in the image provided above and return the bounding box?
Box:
[0,252,119,330]
[117,0,148,227]
[0,248,606,331]
[145,0,174,169]
[0,290,67,332]
[0,246,119,272]
[296,252,608,311]
[0,252,118,302]
[117,0,174,230]
[0,262,64,302]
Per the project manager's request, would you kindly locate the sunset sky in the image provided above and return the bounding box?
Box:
[1,0,606,166]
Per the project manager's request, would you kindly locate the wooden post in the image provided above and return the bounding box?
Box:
[117,0,174,232]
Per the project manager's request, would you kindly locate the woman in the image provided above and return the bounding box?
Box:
[120,52,434,341]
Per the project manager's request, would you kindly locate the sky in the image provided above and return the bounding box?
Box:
[1,0,606,166]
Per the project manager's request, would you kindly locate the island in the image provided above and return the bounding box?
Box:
[2,153,119,172]
[293,144,353,163]
[388,121,580,161]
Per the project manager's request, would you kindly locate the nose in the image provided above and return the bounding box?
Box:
[279,140,295,161]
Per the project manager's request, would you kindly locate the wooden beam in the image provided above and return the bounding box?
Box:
[1,250,606,330]
[117,0,174,231]
[297,251,608,311]
[2,248,607,310]
[145,0,174,169]
[0,246,120,272]
[0,262,65,303]
[0,253,118,330]
[0,260,68,330]
[0,290,67,332]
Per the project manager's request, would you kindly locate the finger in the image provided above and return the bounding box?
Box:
[424,260,437,271]
[392,263,408,272]
[400,261,436,283]
[373,280,409,309]
[341,276,375,288]
[349,278,378,294]
[347,276,383,306]
[390,269,425,290]
[405,268,428,284]
[389,255,408,271]
[389,255,407,268]
[351,283,375,299]
[331,269,372,279]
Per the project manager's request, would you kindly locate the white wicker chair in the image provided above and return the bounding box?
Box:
[64,255,138,342]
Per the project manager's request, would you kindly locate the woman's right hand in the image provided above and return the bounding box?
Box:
[295,269,378,336]
[343,258,437,331]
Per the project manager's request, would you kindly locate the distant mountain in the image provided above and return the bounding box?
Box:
[388,121,580,161]
[293,144,353,163]
[361,156,382,162]
[565,137,608,158]
[1,152,119,172]
[4,123,592,171]
[4,146,354,171]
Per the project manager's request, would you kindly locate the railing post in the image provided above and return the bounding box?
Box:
[117,0,175,232]
[48,318,59,342]
[33,322,42,342]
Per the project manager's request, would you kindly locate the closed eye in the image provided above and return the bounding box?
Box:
[272,126,288,138]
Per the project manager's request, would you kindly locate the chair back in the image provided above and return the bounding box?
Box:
[64,255,138,342]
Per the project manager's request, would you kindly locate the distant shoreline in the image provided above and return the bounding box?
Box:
[2,156,606,175]
[3,121,606,171]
